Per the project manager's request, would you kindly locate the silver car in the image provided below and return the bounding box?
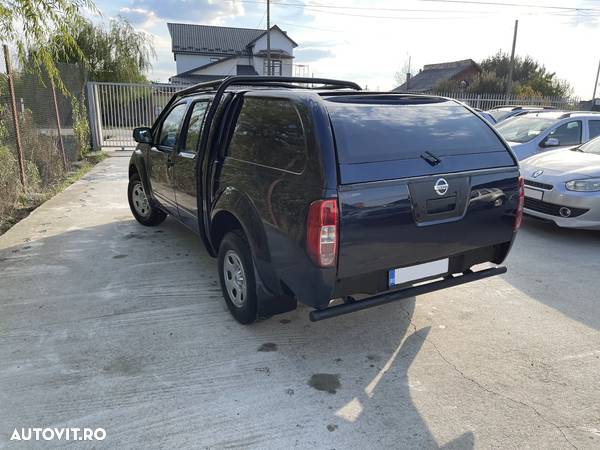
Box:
[496,111,600,160]
[520,136,600,229]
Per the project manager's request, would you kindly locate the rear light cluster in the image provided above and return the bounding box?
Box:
[514,176,525,230]
[306,199,338,267]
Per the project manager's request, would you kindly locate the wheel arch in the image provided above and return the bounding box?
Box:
[129,149,152,196]
[211,187,281,293]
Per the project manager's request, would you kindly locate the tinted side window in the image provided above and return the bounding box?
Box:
[549,120,582,146]
[183,101,209,154]
[159,103,188,148]
[227,98,307,173]
[589,120,600,140]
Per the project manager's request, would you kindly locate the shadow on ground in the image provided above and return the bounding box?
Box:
[503,216,600,330]
[0,218,475,448]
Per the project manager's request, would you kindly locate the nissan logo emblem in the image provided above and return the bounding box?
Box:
[532,170,544,178]
[434,178,449,196]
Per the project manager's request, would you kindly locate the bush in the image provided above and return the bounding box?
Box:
[17,110,65,186]
[0,145,20,220]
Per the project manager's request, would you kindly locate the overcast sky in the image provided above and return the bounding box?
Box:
[92,0,600,98]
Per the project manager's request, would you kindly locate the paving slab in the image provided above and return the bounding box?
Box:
[1,155,600,449]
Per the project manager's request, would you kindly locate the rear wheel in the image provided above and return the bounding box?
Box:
[128,173,166,226]
[218,231,258,324]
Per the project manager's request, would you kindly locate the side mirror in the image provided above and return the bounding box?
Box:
[133,127,152,144]
[542,137,560,147]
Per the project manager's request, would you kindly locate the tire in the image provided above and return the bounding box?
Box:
[128,173,166,226]
[218,231,258,324]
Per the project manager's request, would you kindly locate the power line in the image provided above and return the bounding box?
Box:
[233,0,600,15]
[417,0,600,12]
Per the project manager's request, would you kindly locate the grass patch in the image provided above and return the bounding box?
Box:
[0,152,107,236]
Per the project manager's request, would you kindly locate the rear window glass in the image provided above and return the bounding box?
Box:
[326,100,506,164]
[227,97,307,173]
[488,109,512,122]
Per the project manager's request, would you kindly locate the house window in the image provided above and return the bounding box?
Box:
[263,59,282,76]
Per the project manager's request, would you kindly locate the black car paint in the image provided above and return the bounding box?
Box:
[130,88,519,313]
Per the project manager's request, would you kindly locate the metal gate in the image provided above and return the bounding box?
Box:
[87,81,186,150]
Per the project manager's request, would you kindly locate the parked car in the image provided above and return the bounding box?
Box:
[496,111,600,160]
[520,135,600,229]
[127,76,522,324]
[474,108,497,125]
[486,105,550,123]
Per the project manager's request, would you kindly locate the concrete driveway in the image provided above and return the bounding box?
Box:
[1,155,600,449]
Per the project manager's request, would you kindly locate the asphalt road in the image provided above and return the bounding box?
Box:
[1,155,600,449]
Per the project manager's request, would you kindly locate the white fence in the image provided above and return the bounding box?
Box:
[87,82,186,150]
[420,91,581,111]
[87,81,583,149]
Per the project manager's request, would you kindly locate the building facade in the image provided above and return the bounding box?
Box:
[167,23,297,84]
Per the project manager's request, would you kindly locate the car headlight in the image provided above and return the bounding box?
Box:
[565,178,600,192]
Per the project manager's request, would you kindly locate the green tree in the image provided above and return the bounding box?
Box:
[472,52,572,97]
[433,52,573,97]
[0,0,96,87]
[51,17,155,83]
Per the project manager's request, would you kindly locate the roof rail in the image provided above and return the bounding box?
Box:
[558,111,600,119]
[490,105,522,110]
[490,105,554,111]
[159,75,362,125]
[176,75,361,97]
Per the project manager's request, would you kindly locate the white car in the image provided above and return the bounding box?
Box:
[520,136,600,229]
[496,111,600,160]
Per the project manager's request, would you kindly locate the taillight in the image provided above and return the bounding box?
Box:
[307,199,338,267]
[514,176,525,230]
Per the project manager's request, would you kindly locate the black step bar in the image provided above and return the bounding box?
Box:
[309,266,507,322]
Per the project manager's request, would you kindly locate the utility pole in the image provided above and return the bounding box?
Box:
[406,55,411,91]
[505,19,519,104]
[592,58,600,105]
[266,0,271,76]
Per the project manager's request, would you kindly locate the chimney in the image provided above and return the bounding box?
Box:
[406,72,411,91]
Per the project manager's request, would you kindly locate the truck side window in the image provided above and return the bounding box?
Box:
[183,101,209,154]
[158,103,188,149]
[227,97,307,173]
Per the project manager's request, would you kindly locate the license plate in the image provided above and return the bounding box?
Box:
[389,258,449,287]
[524,187,543,200]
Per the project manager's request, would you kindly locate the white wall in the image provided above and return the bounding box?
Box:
[186,56,255,76]
[253,29,295,55]
[252,56,293,76]
[175,54,215,74]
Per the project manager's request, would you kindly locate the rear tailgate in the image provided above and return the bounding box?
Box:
[325,96,519,279]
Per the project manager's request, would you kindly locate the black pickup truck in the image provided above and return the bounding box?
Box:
[128,76,523,324]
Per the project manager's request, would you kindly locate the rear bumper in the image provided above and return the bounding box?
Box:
[310,266,507,321]
[331,242,511,302]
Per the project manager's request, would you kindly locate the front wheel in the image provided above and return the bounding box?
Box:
[128,173,166,226]
[218,231,258,324]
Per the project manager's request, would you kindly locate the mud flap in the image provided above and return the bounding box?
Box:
[254,267,297,319]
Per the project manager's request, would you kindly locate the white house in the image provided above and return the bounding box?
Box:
[167,23,298,84]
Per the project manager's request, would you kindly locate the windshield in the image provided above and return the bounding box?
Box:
[579,136,600,155]
[496,116,555,143]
